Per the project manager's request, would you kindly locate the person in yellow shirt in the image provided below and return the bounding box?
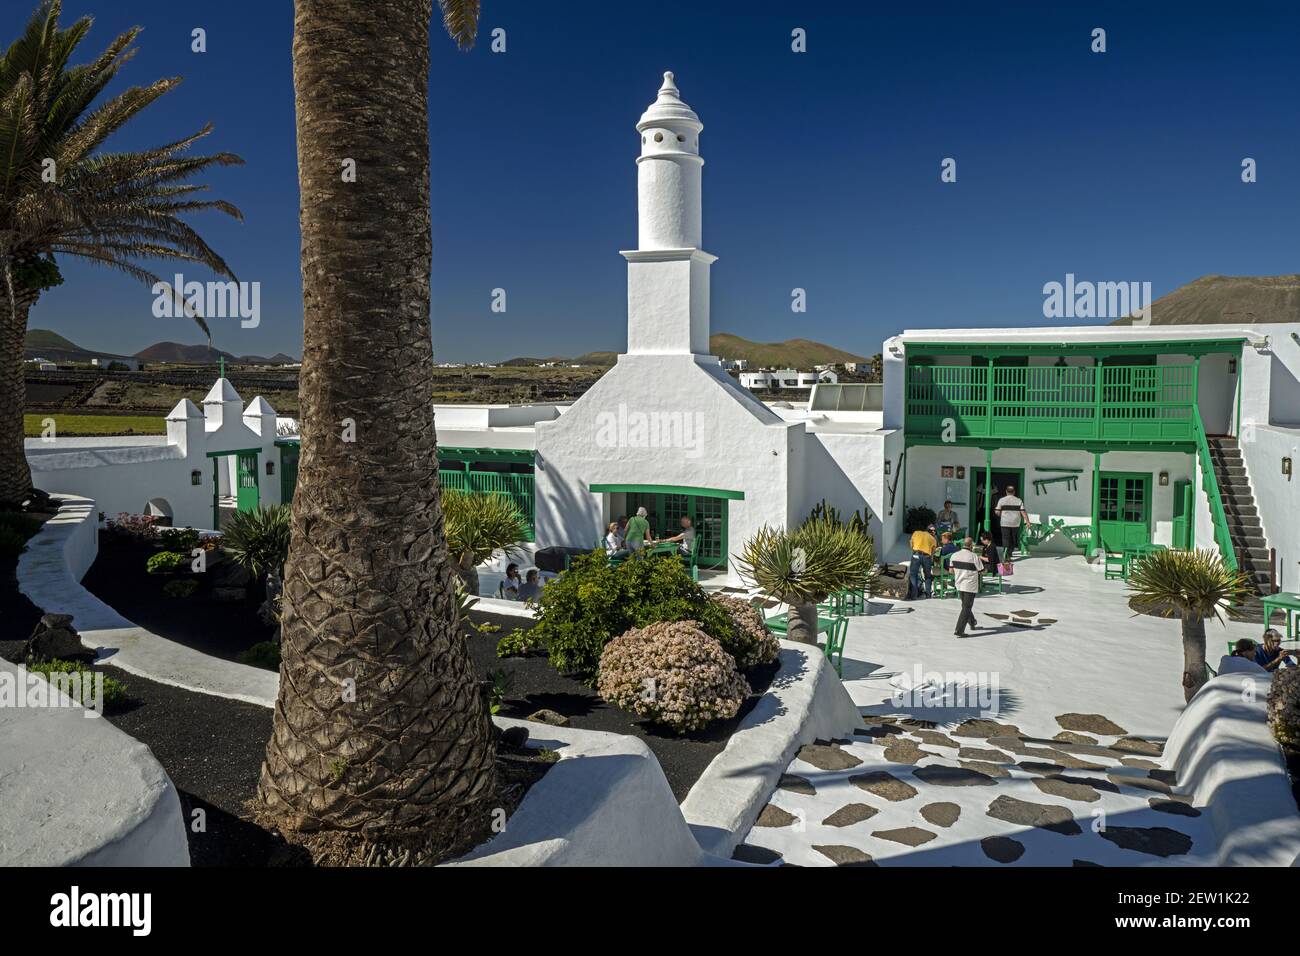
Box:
[908,524,938,598]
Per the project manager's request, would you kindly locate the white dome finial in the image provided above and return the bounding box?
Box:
[660,71,677,94]
[637,69,701,132]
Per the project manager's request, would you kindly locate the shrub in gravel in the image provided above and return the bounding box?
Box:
[238,641,282,671]
[158,527,200,553]
[163,578,199,598]
[145,550,188,574]
[26,659,130,708]
[597,620,750,732]
[531,552,735,683]
[1267,666,1300,749]
[708,594,780,670]
[105,512,159,545]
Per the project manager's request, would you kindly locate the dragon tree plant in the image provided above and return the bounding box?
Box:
[0,0,244,506]
[442,489,528,596]
[1127,548,1254,702]
[739,517,878,644]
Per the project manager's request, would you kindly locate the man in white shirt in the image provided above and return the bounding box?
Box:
[949,537,985,637]
[994,485,1029,560]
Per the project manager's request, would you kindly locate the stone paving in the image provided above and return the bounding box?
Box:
[733,555,1250,866]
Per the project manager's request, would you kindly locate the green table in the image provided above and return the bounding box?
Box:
[764,613,848,675]
[1261,592,1300,641]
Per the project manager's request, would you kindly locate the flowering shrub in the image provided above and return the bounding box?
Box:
[105,512,159,544]
[158,527,200,553]
[145,550,188,574]
[709,594,780,670]
[1267,666,1300,749]
[597,620,751,733]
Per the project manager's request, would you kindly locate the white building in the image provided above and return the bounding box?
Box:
[22,71,1300,595]
[739,368,838,390]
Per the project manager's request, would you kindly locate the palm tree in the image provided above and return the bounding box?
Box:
[256,0,493,863]
[442,489,527,595]
[738,518,878,644]
[0,0,243,507]
[1128,548,1253,702]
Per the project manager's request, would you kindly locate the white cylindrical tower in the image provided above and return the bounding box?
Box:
[636,71,703,250]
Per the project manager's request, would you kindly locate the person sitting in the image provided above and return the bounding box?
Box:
[978,530,1000,568]
[1232,638,1259,659]
[1255,629,1296,671]
[936,500,959,531]
[938,530,958,557]
[659,515,696,556]
[604,521,628,559]
[499,562,522,599]
[516,569,543,603]
[907,524,938,599]
[623,507,652,553]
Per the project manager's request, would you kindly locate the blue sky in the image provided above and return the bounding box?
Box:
[23,0,1300,361]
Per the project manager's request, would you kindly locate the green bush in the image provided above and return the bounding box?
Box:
[529,553,736,683]
[163,578,198,598]
[238,641,282,671]
[496,626,544,658]
[0,511,43,558]
[222,505,291,579]
[146,550,188,574]
[158,527,200,553]
[26,659,131,708]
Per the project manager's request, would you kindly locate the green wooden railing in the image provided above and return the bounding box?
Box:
[906,363,1198,443]
[440,469,536,541]
[1191,414,1238,572]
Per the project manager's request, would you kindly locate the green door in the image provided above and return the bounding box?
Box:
[236,451,260,513]
[279,443,300,505]
[622,492,727,569]
[1098,472,1150,552]
[1171,479,1192,550]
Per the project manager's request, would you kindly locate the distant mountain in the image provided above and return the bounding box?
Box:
[1111,275,1300,326]
[505,333,865,369]
[133,341,298,365]
[24,328,136,364]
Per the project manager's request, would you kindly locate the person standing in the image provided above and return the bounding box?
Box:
[950,537,985,637]
[624,507,652,553]
[994,484,1029,561]
[908,523,938,599]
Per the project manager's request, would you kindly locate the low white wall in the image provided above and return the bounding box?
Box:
[1241,423,1299,590]
[1165,659,1300,867]
[680,641,862,858]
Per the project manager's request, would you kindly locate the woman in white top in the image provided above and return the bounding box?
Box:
[605,521,629,559]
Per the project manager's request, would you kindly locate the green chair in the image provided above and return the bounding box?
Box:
[1104,551,1128,581]
[821,615,848,676]
[979,566,1003,594]
[818,590,847,617]
[932,553,957,598]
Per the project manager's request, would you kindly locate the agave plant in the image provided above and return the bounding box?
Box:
[221,505,291,580]
[442,489,527,595]
[1127,548,1254,702]
[738,518,878,644]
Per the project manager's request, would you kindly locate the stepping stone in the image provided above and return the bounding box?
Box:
[872,826,937,847]
[1011,609,1038,617]
[1111,736,1163,757]
[1120,757,1161,770]
[960,759,1010,778]
[778,773,817,796]
[754,804,800,828]
[1105,772,1172,796]
[920,802,962,827]
[986,795,1082,835]
[1017,761,1067,776]
[911,730,961,749]
[1037,618,1058,625]
[1048,751,1108,771]
[883,738,939,766]
[1149,798,1201,817]
[1033,776,1101,803]
[914,765,998,787]
[797,743,862,771]
[1053,731,1100,746]
[856,722,905,740]
[1098,826,1193,857]
[958,746,1011,763]
[981,836,1025,863]
[953,718,1022,739]
[1056,713,1128,736]
[850,771,918,802]
[1150,769,1178,787]
[1052,774,1119,794]
[985,613,1009,621]
[813,844,877,867]
[822,803,878,827]
[732,843,783,864]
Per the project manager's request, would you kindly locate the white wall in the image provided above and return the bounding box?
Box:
[1240,423,1299,590]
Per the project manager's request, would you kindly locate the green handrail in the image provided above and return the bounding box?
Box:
[1191,413,1238,572]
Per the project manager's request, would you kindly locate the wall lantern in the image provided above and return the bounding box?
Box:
[190,470,202,486]
[883,460,891,475]
[1228,358,1237,374]
[1284,457,1293,478]
[956,466,966,479]
[1158,471,1169,486]
[266,461,275,477]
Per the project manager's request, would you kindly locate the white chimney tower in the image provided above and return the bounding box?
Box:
[622,72,716,356]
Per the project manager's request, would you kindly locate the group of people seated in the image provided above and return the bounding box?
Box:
[907,520,1004,600]
[1231,629,1298,670]
[499,563,544,602]
[603,507,695,560]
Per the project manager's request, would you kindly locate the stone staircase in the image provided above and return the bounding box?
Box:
[1206,436,1271,622]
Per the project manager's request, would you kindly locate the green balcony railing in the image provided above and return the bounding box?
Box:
[440,469,536,541]
[1191,414,1238,572]
[906,363,1198,443]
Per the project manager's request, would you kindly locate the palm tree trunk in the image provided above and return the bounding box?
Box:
[0,284,37,507]
[786,601,819,644]
[258,0,496,854]
[1180,613,1208,702]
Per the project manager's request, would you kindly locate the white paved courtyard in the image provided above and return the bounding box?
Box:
[736,553,1264,866]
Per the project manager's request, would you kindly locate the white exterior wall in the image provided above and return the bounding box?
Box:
[1240,424,1300,590]
[801,429,901,558]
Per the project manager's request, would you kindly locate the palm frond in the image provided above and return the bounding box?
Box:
[437,0,481,50]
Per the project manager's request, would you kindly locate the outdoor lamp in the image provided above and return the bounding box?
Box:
[1284,457,1293,478]
[266,461,275,476]
[190,470,202,486]
[884,460,891,475]
[1158,472,1169,486]
[1228,358,1237,374]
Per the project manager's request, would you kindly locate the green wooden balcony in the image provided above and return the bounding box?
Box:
[905,363,1198,444]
